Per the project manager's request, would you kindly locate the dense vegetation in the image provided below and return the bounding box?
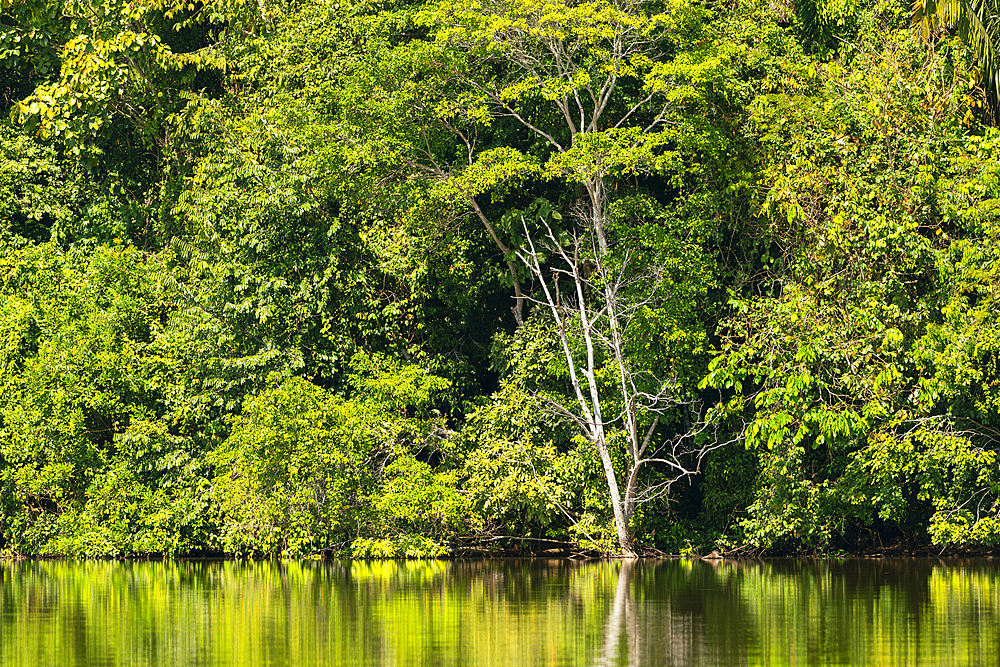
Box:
[2,0,1000,558]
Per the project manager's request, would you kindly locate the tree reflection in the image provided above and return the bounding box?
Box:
[2,559,1000,666]
[594,560,633,667]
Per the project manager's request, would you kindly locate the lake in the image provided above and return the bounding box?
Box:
[1,558,997,666]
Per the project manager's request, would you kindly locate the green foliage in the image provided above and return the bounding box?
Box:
[459,383,584,538]
[5,0,251,154]
[0,122,82,242]
[348,352,452,419]
[209,376,377,556]
[3,0,1000,558]
[210,358,458,557]
[796,0,861,51]
[704,10,1000,551]
[0,241,212,556]
[353,456,472,558]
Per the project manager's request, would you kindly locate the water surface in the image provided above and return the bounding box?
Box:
[2,558,997,666]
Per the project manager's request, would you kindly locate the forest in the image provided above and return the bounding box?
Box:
[1,0,999,559]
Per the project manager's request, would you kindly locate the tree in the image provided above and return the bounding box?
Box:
[351,0,730,555]
[511,198,725,556]
[0,241,212,557]
[343,0,721,324]
[703,23,1000,552]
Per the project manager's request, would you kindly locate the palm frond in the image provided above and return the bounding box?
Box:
[797,0,826,45]
[912,0,964,39]
[913,0,1000,112]
[960,0,1000,109]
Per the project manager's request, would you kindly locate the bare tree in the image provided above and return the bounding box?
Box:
[514,216,731,557]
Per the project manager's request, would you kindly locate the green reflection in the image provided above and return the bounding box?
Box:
[0,559,997,667]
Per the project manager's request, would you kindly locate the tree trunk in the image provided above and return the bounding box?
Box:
[596,439,636,557]
[469,195,525,324]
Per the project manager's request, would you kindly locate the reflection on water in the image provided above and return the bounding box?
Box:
[1,557,997,666]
